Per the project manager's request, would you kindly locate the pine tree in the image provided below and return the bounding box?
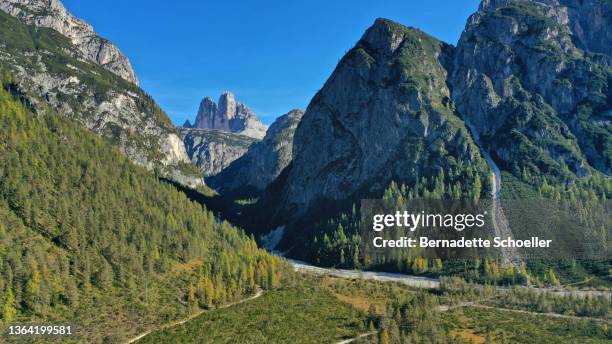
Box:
[24,262,41,312]
[2,288,16,323]
[205,278,214,308]
[379,328,390,344]
[188,284,197,312]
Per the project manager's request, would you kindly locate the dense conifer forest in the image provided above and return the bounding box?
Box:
[0,73,285,342]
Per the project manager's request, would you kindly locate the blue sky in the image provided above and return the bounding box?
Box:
[63,0,480,125]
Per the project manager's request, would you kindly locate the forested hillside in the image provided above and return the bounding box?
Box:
[0,73,284,342]
[0,8,201,186]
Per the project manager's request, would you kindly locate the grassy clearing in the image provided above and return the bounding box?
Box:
[137,282,366,344]
[443,306,611,344]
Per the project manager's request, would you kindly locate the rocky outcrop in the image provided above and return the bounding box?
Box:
[477,0,611,55]
[257,1,610,235]
[181,128,258,176]
[208,109,304,196]
[243,0,609,262]
[450,0,611,176]
[0,0,139,85]
[0,6,202,187]
[263,19,488,221]
[192,92,267,139]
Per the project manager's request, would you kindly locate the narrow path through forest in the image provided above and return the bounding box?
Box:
[439,301,612,324]
[125,289,264,343]
[335,331,377,344]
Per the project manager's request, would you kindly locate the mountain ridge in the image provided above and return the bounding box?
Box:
[251,1,610,263]
[451,0,611,177]
[0,72,283,341]
[259,18,490,227]
[0,3,202,187]
[0,0,139,84]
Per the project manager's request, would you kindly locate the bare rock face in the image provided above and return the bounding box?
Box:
[180,128,258,176]
[450,0,611,175]
[208,109,304,196]
[0,4,202,187]
[246,1,609,258]
[193,92,268,139]
[478,0,611,55]
[256,2,610,235]
[0,0,139,85]
[262,19,488,221]
[195,97,221,130]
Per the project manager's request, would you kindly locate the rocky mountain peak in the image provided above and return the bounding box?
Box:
[192,92,267,139]
[0,0,139,85]
[285,109,304,121]
[361,18,411,55]
[266,109,303,137]
[195,97,219,129]
[218,92,237,120]
[208,109,304,197]
[451,0,611,175]
[258,18,485,222]
[478,0,511,11]
[472,0,611,55]
[256,3,610,238]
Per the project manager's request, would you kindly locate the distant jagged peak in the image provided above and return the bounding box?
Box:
[0,0,139,85]
[193,91,267,139]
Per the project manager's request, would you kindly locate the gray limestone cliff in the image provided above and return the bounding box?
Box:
[0,0,139,85]
[256,0,610,233]
[180,128,258,176]
[208,109,304,196]
[262,19,489,221]
[193,92,268,139]
[0,3,202,187]
[450,0,611,176]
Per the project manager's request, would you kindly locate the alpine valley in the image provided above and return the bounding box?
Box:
[0,0,610,343]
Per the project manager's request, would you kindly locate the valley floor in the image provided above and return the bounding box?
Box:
[127,289,265,343]
[287,257,611,299]
[131,264,611,343]
[135,282,365,344]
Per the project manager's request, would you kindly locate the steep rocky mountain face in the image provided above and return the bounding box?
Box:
[190,92,268,139]
[180,128,258,176]
[0,2,202,186]
[0,0,138,85]
[254,0,610,258]
[208,109,304,197]
[450,0,611,178]
[259,19,490,227]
